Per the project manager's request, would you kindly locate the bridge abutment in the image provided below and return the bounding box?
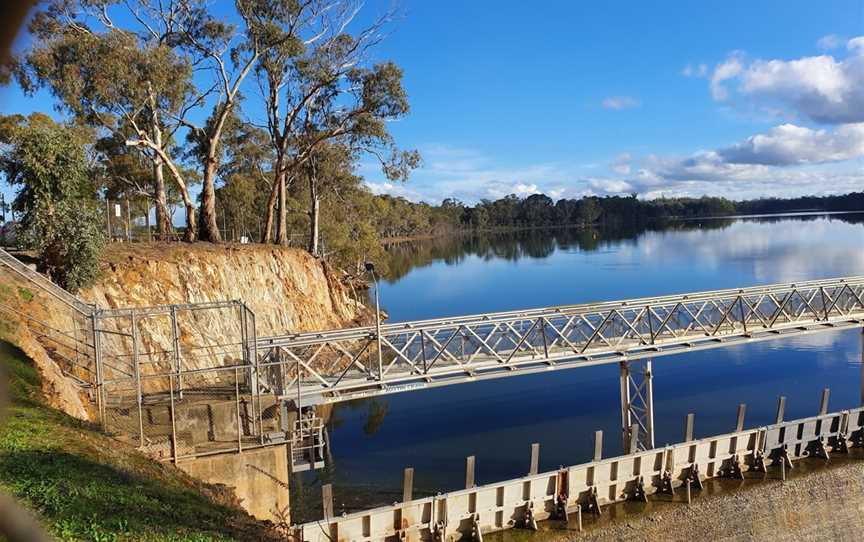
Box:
[176,444,291,523]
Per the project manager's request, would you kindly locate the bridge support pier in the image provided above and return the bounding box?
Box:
[619,359,655,452]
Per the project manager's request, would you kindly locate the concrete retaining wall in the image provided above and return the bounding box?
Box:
[176,444,290,523]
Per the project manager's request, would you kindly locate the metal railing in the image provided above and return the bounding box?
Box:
[0,248,98,391]
[0,248,94,315]
[258,276,864,405]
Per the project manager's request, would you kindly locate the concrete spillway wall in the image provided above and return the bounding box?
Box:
[294,405,864,541]
[176,444,290,523]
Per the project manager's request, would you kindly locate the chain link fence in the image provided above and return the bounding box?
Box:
[93,301,303,461]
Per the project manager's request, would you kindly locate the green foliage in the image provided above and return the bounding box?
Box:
[17,287,34,302]
[21,199,106,292]
[1,114,105,291]
[0,341,275,541]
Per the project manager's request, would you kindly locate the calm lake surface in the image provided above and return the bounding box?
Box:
[292,213,864,520]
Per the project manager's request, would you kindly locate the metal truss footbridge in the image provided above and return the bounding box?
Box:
[7,240,862,463]
[258,276,864,451]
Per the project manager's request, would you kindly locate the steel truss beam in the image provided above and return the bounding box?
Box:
[255,276,864,406]
[620,359,654,451]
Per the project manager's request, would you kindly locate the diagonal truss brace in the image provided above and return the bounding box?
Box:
[620,359,655,452]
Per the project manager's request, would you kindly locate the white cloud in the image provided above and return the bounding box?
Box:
[709,39,864,123]
[611,152,632,174]
[717,123,864,165]
[482,182,541,199]
[710,54,743,100]
[817,34,842,51]
[363,120,864,205]
[588,178,634,194]
[848,36,864,52]
[601,96,641,110]
[683,63,708,77]
[360,144,585,204]
[637,122,864,187]
[364,181,425,201]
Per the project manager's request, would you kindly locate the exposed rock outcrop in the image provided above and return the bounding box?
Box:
[1,244,368,421]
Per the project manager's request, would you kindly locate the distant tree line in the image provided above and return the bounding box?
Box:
[382,192,864,234]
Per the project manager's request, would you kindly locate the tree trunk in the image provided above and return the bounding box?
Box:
[147,88,174,240]
[277,170,288,246]
[308,175,320,256]
[198,158,221,243]
[153,160,173,239]
[262,178,278,244]
[182,198,197,242]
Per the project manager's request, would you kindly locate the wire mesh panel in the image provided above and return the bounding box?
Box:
[92,301,261,460]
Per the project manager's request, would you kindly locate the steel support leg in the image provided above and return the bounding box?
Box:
[619,359,655,451]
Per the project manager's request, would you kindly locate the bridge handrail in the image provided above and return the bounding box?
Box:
[259,275,864,345]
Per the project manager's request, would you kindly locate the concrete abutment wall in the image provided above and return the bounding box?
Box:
[176,445,290,523]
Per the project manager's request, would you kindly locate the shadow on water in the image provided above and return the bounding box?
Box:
[291,212,864,524]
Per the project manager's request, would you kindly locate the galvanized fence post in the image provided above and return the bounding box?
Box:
[529,443,540,475]
[91,312,105,427]
[170,305,182,399]
[819,388,830,415]
[403,468,414,503]
[169,373,178,462]
[776,396,786,424]
[235,366,242,453]
[132,309,144,448]
[593,430,603,461]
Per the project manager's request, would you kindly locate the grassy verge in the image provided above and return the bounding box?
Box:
[0,341,278,542]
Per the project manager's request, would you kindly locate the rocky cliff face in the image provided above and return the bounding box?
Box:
[85,244,366,335]
[1,244,368,420]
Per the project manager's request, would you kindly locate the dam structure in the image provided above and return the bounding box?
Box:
[3,247,864,528]
[2,247,864,463]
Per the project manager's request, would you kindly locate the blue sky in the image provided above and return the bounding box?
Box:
[2,0,864,206]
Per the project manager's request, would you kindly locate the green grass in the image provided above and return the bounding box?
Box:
[0,341,278,542]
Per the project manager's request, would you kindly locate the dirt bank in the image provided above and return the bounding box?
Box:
[87,243,368,334]
[1,243,370,421]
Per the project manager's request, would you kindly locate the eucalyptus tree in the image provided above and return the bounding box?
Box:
[17,2,198,238]
[15,0,296,242]
[215,118,274,240]
[299,143,355,256]
[254,0,419,245]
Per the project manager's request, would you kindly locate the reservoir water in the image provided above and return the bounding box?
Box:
[292,213,864,520]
